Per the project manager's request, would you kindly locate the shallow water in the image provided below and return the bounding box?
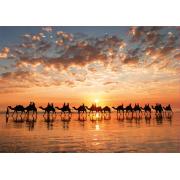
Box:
[0,112,179,152]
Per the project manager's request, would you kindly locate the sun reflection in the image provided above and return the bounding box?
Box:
[95,124,100,131]
[95,113,99,118]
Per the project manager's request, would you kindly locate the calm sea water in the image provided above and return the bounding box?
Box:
[0,112,179,153]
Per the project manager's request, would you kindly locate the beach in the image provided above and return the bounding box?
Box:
[0,112,179,153]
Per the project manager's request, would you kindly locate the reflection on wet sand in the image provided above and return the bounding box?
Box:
[5,112,174,130]
[1,112,178,153]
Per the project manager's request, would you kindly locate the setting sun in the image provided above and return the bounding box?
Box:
[95,99,99,104]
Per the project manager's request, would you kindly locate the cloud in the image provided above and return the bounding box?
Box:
[42,27,52,32]
[123,56,139,64]
[103,81,118,85]
[128,27,163,43]
[174,53,180,60]
[56,31,73,42]
[128,27,145,42]
[0,47,10,59]
[1,26,179,94]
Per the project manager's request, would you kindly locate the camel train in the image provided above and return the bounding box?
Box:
[6,102,173,118]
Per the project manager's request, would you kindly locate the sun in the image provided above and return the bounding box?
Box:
[94,98,99,104]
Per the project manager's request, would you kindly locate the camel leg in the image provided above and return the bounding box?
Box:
[12,110,15,117]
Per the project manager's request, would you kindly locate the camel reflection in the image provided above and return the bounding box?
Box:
[46,120,54,130]
[6,112,26,122]
[133,113,142,121]
[164,113,173,126]
[155,114,163,125]
[43,115,55,130]
[26,120,35,131]
[78,113,87,121]
[117,113,125,121]
[12,115,24,123]
[125,113,133,121]
[60,115,71,129]
[145,114,151,125]
[103,113,111,120]
[90,113,102,121]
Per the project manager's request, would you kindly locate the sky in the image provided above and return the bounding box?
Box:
[0,26,180,110]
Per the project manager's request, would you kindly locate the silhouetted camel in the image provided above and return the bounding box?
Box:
[55,103,71,114]
[85,104,97,113]
[152,104,163,114]
[25,102,37,117]
[96,106,102,112]
[73,105,87,114]
[39,104,56,116]
[102,106,111,113]
[124,104,133,113]
[133,104,142,113]
[112,104,124,113]
[163,104,173,113]
[85,104,102,113]
[7,105,25,116]
[142,104,151,113]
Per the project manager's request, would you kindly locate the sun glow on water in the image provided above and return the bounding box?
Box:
[95,113,99,118]
[95,124,100,131]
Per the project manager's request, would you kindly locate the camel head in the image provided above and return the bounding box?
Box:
[7,106,14,110]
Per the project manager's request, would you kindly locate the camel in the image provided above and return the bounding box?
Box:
[141,104,151,113]
[7,105,26,116]
[163,104,173,113]
[85,104,97,113]
[96,106,103,113]
[25,103,37,117]
[163,104,173,116]
[152,104,163,114]
[112,104,124,113]
[73,105,87,114]
[102,106,111,113]
[55,103,71,114]
[133,104,142,113]
[85,104,103,113]
[39,104,56,116]
[124,104,133,113]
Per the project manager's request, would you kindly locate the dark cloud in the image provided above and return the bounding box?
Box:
[123,56,139,64]
[128,26,163,43]
[174,53,180,60]
[103,81,118,85]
